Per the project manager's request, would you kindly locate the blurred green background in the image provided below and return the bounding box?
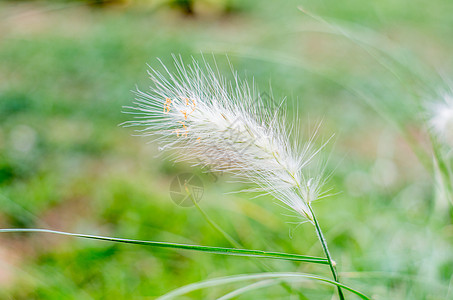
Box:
[1,0,453,299]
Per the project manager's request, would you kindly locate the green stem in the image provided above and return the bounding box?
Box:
[308,204,345,300]
[273,157,345,299]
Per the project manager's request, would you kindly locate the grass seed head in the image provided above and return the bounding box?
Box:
[123,55,330,222]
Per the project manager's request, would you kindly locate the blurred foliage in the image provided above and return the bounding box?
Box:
[0,0,453,299]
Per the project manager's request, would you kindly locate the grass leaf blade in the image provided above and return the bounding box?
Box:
[158,272,371,300]
[0,228,328,264]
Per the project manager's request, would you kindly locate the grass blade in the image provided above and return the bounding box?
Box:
[0,228,328,264]
[157,272,371,300]
[217,279,281,300]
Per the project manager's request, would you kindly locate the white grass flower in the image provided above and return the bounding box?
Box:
[123,56,330,222]
[429,92,453,148]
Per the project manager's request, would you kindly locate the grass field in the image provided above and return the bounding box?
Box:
[1,0,453,299]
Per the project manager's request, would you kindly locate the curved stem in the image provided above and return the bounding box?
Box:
[308,204,345,300]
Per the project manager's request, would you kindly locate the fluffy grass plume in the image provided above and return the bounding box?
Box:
[123,55,329,222]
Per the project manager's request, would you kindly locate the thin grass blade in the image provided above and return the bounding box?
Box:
[0,228,328,264]
[157,272,371,300]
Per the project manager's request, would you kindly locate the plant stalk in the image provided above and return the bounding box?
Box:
[308,204,345,300]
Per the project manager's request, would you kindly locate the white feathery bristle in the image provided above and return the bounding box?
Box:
[123,56,330,221]
[429,92,453,148]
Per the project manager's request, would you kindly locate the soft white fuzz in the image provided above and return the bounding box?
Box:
[429,92,453,148]
[124,56,328,221]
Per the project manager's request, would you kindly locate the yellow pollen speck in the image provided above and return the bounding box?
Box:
[190,99,196,113]
[172,129,181,137]
[170,96,197,137]
[163,97,172,114]
[173,120,189,137]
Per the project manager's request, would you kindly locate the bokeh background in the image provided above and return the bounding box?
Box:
[1,0,453,299]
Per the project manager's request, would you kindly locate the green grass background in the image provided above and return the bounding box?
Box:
[1,0,453,298]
